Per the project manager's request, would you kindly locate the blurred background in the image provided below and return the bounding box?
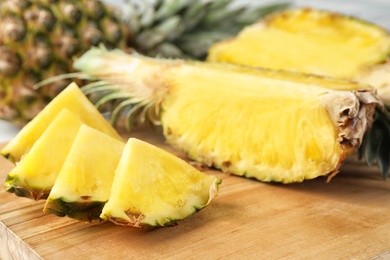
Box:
[1,0,390,142]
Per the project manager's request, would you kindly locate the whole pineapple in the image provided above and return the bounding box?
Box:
[0,0,288,125]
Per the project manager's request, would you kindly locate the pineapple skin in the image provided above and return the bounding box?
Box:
[0,0,130,125]
[44,199,105,222]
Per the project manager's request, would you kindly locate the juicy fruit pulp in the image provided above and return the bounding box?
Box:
[162,65,375,182]
[44,125,125,222]
[0,82,122,163]
[72,48,380,183]
[101,138,221,227]
[207,8,390,103]
[207,8,390,78]
[4,109,84,200]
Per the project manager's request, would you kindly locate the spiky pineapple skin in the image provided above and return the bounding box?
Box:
[0,0,130,125]
[44,198,104,222]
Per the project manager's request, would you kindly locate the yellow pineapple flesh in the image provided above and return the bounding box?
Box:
[101,138,221,228]
[0,82,122,163]
[73,48,381,183]
[4,109,84,200]
[207,8,390,104]
[44,125,125,222]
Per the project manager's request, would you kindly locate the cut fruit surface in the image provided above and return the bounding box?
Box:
[44,125,125,222]
[0,82,122,163]
[162,64,378,182]
[207,8,390,79]
[4,109,84,200]
[100,138,221,228]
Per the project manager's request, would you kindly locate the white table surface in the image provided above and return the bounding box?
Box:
[1,0,390,143]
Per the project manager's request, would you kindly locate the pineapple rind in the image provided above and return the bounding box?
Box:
[44,198,105,222]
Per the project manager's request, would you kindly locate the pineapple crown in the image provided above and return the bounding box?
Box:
[120,0,290,59]
[36,46,169,130]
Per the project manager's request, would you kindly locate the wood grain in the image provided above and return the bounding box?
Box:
[1,127,390,260]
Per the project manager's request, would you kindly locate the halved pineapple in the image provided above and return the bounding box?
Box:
[72,48,380,183]
[4,109,84,200]
[100,138,221,228]
[44,125,125,222]
[207,8,390,104]
[1,82,122,163]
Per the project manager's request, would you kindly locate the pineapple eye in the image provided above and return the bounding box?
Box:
[84,0,105,20]
[82,22,103,46]
[60,2,82,25]
[53,25,79,59]
[23,5,55,33]
[1,15,26,43]
[0,46,21,77]
[31,33,53,69]
[101,18,122,43]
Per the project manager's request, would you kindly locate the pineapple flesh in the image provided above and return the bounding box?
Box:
[101,138,221,228]
[207,8,390,104]
[0,82,122,163]
[72,48,381,183]
[44,125,125,222]
[4,109,84,200]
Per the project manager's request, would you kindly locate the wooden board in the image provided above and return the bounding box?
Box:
[1,127,390,260]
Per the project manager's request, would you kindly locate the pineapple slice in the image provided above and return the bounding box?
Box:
[4,109,84,200]
[100,138,221,228]
[207,8,390,104]
[72,48,380,183]
[44,125,125,222]
[1,82,122,163]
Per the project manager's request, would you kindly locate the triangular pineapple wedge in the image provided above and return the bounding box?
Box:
[4,109,84,200]
[1,82,122,163]
[207,8,390,104]
[101,138,221,228]
[71,48,381,183]
[44,125,125,222]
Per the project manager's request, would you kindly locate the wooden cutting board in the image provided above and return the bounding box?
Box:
[1,127,390,260]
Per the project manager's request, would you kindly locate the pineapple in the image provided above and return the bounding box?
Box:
[100,138,221,228]
[67,47,381,183]
[44,125,125,222]
[206,8,390,177]
[0,0,288,125]
[207,8,390,104]
[4,109,87,200]
[0,82,122,163]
